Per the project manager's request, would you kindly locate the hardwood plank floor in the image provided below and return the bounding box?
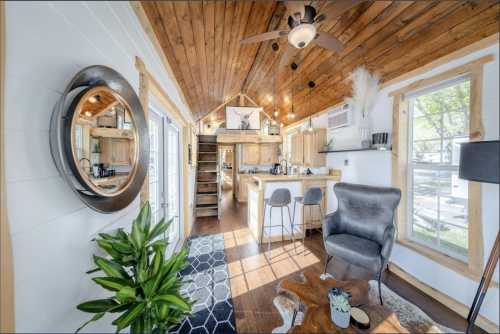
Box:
[191,190,481,333]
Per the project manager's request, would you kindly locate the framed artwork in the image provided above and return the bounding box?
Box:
[225,106,261,130]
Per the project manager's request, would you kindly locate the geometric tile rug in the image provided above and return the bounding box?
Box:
[171,234,237,334]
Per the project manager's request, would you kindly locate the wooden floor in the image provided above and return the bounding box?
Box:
[192,189,479,333]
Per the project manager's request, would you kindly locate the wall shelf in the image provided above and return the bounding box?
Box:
[319,147,392,154]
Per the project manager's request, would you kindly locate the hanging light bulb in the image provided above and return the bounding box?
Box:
[273,111,279,117]
[280,123,284,128]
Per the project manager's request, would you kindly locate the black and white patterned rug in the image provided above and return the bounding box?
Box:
[172,234,237,334]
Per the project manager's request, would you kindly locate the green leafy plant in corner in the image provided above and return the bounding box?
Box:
[76,201,193,333]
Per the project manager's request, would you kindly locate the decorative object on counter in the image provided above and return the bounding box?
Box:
[306,168,313,175]
[329,287,352,328]
[372,132,390,150]
[75,202,192,334]
[351,307,371,330]
[50,65,149,212]
[324,138,334,151]
[345,66,380,148]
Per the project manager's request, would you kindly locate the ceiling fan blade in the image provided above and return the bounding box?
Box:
[315,0,366,23]
[279,44,300,68]
[313,31,344,53]
[284,1,307,21]
[240,30,288,44]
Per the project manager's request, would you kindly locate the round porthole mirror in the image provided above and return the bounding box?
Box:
[50,66,149,213]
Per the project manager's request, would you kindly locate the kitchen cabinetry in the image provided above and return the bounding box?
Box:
[290,132,304,165]
[303,128,326,167]
[241,143,278,165]
[236,173,255,202]
[290,129,326,167]
[259,144,278,165]
[241,144,260,165]
[101,138,133,166]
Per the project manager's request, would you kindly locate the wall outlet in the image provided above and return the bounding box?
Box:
[344,159,349,166]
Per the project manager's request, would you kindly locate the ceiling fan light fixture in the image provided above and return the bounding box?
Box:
[288,24,316,49]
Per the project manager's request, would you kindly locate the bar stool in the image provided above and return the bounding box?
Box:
[260,188,293,256]
[292,187,324,250]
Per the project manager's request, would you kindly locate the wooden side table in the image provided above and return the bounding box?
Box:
[276,270,407,333]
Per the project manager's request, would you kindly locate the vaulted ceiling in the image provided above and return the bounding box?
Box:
[141,1,499,125]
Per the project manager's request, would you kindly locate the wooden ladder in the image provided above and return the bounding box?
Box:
[195,135,219,218]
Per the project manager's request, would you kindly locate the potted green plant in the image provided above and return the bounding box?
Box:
[328,288,351,328]
[76,201,192,333]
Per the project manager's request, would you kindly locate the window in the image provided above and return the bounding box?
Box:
[391,55,491,279]
[407,78,470,260]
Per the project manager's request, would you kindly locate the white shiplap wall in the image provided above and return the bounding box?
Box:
[5,2,192,332]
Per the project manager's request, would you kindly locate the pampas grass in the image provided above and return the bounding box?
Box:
[345,66,380,125]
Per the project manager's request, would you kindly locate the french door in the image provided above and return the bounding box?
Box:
[149,107,181,255]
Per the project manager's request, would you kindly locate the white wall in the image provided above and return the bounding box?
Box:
[310,44,500,325]
[4,1,194,332]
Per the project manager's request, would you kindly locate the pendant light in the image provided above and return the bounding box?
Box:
[272,42,279,125]
[288,62,298,120]
[307,80,315,132]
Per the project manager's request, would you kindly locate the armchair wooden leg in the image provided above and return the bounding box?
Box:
[323,255,333,275]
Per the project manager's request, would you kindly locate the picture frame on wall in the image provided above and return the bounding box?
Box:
[225,106,261,130]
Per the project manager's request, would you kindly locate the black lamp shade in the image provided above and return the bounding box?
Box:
[459,140,499,184]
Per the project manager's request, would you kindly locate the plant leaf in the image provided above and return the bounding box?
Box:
[98,232,115,240]
[116,286,137,303]
[76,312,105,333]
[111,241,134,255]
[131,219,145,250]
[92,277,131,292]
[85,267,101,275]
[130,314,144,334]
[148,218,172,241]
[137,201,152,235]
[112,302,146,332]
[153,294,190,312]
[108,303,133,313]
[77,298,118,313]
[93,256,129,279]
[97,239,122,260]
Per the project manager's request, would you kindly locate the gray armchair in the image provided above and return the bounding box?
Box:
[322,182,401,305]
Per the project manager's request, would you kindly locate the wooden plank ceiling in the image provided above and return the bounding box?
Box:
[142,1,499,125]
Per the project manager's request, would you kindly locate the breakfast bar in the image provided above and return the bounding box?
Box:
[247,172,341,244]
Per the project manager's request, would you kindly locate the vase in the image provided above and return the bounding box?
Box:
[332,308,351,328]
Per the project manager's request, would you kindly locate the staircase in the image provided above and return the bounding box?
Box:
[195,135,219,218]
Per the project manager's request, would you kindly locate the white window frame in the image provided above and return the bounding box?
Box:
[406,76,471,262]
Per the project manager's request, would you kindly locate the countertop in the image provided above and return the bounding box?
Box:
[251,172,341,183]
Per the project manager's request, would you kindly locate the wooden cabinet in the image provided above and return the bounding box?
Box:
[101,138,132,166]
[259,144,278,165]
[302,180,327,228]
[241,143,278,165]
[236,173,254,202]
[290,132,304,165]
[241,144,260,165]
[303,128,326,167]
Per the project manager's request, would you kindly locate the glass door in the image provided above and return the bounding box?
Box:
[148,110,166,228]
[165,121,181,254]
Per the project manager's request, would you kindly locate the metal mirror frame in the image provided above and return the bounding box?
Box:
[50,65,149,213]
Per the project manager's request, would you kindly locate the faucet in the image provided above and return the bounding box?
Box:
[79,158,92,174]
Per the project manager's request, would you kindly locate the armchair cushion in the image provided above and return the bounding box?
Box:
[324,234,382,273]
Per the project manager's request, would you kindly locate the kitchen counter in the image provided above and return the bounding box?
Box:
[252,172,341,184]
[247,170,342,244]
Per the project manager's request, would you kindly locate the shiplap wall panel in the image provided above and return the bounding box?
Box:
[4,2,192,332]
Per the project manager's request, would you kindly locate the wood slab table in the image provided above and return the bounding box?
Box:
[277,270,408,333]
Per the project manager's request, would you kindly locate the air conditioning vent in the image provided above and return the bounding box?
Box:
[328,103,351,129]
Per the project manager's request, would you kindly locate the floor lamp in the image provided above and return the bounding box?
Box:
[459,140,499,334]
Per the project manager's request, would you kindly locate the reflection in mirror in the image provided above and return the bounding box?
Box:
[71,86,138,196]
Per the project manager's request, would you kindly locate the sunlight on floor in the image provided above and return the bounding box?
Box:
[227,235,320,297]
[223,228,254,249]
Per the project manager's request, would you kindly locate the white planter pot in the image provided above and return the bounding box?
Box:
[332,308,351,328]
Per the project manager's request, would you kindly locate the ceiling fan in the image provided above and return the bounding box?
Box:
[240,0,365,67]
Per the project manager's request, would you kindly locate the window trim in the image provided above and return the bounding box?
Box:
[391,55,494,281]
